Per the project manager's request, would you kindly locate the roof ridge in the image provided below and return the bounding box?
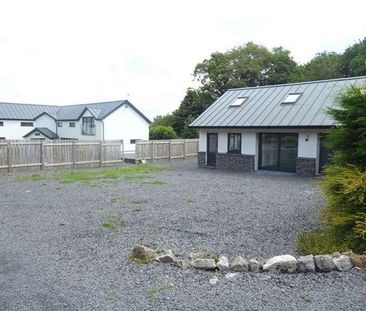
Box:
[0,102,59,108]
[226,76,366,92]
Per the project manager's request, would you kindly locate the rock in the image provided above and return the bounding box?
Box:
[314,255,336,272]
[330,252,342,258]
[189,252,207,260]
[173,259,191,269]
[230,256,249,272]
[132,245,156,261]
[156,250,175,263]
[249,258,262,272]
[225,273,238,279]
[209,275,219,284]
[263,255,297,273]
[297,255,315,273]
[333,255,353,271]
[217,256,229,272]
[191,259,216,270]
[343,252,366,270]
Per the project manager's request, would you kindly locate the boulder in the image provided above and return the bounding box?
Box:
[333,255,353,271]
[132,245,156,261]
[191,259,216,270]
[297,255,315,273]
[217,256,229,272]
[249,258,262,272]
[343,252,366,270]
[314,255,336,272]
[263,255,297,273]
[156,250,176,263]
[230,256,249,272]
[173,259,191,269]
[189,252,207,260]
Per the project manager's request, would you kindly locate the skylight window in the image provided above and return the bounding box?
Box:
[282,93,301,104]
[229,97,248,107]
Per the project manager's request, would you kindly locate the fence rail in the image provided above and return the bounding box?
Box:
[135,139,198,162]
[0,139,124,172]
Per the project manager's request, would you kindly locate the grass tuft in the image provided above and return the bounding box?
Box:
[148,285,176,300]
[15,174,46,182]
[296,229,349,255]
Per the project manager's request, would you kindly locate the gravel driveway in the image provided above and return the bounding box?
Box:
[0,159,365,310]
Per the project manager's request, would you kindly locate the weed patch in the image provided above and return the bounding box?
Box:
[148,285,176,300]
[15,174,46,182]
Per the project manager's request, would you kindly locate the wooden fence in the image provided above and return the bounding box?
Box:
[135,139,198,161]
[0,139,124,172]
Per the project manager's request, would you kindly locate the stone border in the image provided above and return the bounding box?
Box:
[132,245,366,274]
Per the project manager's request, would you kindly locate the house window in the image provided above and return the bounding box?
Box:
[69,122,75,127]
[0,121,3,126]
[35,132,40,136]
[82,117,96,135]
[229,97,248,107]
[20,122,33,127]
[282,93,301,104]
[130,139,139,144]
[0,137,5,140]
[228,133,241,154]
[57,122,63,127]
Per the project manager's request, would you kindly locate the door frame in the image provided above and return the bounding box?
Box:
[258,133,298,172]
[206,133,218,166]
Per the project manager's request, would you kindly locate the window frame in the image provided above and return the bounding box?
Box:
[282,93,302,104]
[0,121,3,126]
[229,97,248,107]
[227,133,242,154]
[57,122,63,127]
[69,122,76,128]
[82,117,96,136]
[20,122,34,127]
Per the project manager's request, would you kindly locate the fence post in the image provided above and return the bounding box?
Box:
[169,140,172,161]
[121,140,124,164]
[7,141,11,173]
[151,141,154,163]
[183,139,186,159]
[99,141,103,167]
[72,141,76,169]
[40,140,44,170]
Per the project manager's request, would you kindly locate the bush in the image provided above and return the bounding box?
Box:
[297,165,366,254]
[149,125,178,140]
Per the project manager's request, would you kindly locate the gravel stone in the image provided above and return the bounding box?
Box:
[1,159,365,310]
[132,245,156,261]
[249,258,262,272]
[156,250,176,263]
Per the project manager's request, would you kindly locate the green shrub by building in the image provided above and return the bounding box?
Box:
[297,86,366,255]
[149,125,178,140]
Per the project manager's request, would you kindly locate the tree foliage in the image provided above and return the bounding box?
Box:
[152,38,366,138]
[149,125,178,140]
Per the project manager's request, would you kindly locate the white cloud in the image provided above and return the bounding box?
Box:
[0,0,365,119]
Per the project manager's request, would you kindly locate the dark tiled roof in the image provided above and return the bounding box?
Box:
[23,127,58,139]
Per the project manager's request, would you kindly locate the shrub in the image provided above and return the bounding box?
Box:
[149,125,178,140]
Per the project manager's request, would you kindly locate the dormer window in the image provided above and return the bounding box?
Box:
[282,93,301,104]
[229,97,248,107]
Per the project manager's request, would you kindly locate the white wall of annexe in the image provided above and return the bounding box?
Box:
[199,128,328,173]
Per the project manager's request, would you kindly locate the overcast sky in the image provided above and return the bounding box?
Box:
[0,0,365,119]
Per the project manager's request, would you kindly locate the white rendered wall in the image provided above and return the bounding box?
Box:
[103,104,149,151]
[198,130,207,152]
[298,132,319,158]
[57,110,103,140]
[0,120,35,139]
[35,114,56,132]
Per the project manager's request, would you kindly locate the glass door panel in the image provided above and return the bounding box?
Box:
[279,134,298,173]
[260,134,279,170]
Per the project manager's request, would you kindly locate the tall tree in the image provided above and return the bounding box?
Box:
[342,38,366,76]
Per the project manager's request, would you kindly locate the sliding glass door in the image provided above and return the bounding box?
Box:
[259,133,298,173]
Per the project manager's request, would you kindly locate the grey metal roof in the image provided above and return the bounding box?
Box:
[190,76,366,128]
[0,100,151,123]
[23,127,58,139]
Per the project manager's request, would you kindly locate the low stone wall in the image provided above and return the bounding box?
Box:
[296,157,316,176]
[197,152,206,168]
[216,153,254,172]
[132,245,366,275]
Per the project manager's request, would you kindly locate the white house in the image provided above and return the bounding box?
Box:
[0,100,151,150]
[190,76,366,176]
